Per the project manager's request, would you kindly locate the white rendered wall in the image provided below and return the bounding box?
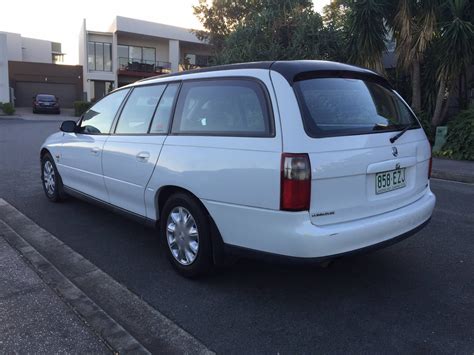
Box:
[21,37,52,63]
[0,33,10,103]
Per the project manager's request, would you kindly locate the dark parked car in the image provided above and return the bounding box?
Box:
[33,94,60,114]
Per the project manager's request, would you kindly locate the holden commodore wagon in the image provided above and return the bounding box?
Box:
[40,61,436,277]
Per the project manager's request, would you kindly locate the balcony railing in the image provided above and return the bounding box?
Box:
[118,57,172,76]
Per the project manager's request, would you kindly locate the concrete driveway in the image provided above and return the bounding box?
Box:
[10,107,76,122]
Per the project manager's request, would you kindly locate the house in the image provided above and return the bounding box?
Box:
[79,16,213,101]
[0,31,83,107]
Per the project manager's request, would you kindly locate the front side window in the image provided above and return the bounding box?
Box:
[294,77,419,137]
[115,85,166,134]
[172,79,272,136]
[80,89,129,134]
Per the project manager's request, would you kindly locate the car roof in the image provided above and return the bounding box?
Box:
[137,60,389,87]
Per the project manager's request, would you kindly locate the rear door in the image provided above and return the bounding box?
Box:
[101,83,179,216]
[272,72,431,226]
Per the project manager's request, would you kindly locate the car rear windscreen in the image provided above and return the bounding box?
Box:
[293,77,419,137]
[37,95,56,101]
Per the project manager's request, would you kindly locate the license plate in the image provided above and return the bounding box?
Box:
[375,168,406,194]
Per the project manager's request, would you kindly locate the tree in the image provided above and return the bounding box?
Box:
[391,0,438,113]
[432,0,474,126]
[321,0,350,62]
[192,0,260,52]
[346,0,388,74]
[194,0,333,64]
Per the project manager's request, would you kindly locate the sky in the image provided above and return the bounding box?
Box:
[1,0,331,65]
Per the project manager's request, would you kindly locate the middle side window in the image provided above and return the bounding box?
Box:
[115,85,166,134]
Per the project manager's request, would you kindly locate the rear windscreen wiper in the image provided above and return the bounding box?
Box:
[390,124,413,143]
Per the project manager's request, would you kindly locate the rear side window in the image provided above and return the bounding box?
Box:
[293,78,419,137]
[115,85,166,134]
[80,89,129,134]
[172,79,273,136]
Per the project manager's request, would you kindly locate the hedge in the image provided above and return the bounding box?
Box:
[73,101,92,117]
[1,102,15,115]
[435,109,474,161]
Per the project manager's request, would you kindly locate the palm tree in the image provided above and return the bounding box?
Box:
[391,0,438,113]
[346,0,388,74]
[432,0,474,126]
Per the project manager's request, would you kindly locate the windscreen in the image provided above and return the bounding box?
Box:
[294,77,419,137]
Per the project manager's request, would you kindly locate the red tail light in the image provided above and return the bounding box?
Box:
[280,153,311,211]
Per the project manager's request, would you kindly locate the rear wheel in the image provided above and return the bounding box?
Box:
[160,193,213,278]
[41,153,67,202]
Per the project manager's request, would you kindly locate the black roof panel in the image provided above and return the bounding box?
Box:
[139,60,389,87]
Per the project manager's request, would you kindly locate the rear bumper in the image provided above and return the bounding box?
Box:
[224,217,431,263]
[34,106,59,112]
[202,189,436,259]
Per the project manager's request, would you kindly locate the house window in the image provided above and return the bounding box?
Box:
[88,41,112,72]
[143,47,156,64]
[118,44,156,64]
[184,53,211,67]
[129,46,142,62]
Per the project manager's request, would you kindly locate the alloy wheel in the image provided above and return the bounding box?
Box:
[166,206,199,266]
[43,161,56,196]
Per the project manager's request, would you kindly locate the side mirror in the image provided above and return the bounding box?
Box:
[60,120,77,133]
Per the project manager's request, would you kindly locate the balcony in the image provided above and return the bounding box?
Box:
[118,57,171,77]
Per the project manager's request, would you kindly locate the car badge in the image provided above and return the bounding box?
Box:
[392,147,398,157]
[395,163,401,169]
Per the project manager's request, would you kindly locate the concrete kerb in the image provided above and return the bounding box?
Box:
[0,198,214,355]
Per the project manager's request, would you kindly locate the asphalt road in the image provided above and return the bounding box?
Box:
[1,118,473,353]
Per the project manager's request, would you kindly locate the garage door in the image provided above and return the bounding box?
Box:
[15,82,78,108]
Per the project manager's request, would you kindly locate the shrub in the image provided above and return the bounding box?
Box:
[435,109,474,161]
[1,102,15,115]
[73,101,92,117]
[417,111,434,144]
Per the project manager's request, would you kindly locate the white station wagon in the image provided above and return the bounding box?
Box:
[40,61,436,277]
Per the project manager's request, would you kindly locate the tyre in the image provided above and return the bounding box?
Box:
[41,153,67,202]
[160,192,213,278]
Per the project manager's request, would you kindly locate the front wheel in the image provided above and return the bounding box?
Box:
[41,153,66,202]
[160,193,213,278]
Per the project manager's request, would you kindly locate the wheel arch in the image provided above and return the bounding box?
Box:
[40,147,51,160]
[155,185,226,265]
[156,185,205,221]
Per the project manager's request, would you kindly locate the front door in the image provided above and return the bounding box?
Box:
[58,88,130,202]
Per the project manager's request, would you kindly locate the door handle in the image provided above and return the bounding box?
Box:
[91,147,101,154]
[136,151,150,162]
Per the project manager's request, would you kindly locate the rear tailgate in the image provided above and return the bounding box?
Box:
[281,74,432,225]
[307,130,431,226]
